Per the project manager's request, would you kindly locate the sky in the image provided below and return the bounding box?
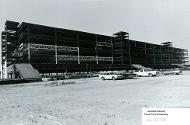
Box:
[0,0,190,59]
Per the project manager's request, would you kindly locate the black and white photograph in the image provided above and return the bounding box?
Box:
[0,0,190,125]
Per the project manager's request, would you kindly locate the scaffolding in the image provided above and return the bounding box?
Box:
[1,21,19,79]
[113,31,130,65]
[161,42,189,67]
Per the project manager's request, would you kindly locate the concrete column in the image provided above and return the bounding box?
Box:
[111,37,114,64]
[28,43,30,63]
[95,35,98,64]
[28,25,31,63]
[0,37,2,79]
[77,33,80,64]
[55,45,58,64]
[4,60,7,79]
[54,28,58,64]
[153,45,155,65]
[0,65,2,79]
[78,47,80,64]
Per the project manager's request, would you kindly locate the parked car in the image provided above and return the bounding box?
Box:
[113,70,137,79]
[99,72,124,80]
[162,69,182,75]
[172,70,182,75]
[134,69,159,77]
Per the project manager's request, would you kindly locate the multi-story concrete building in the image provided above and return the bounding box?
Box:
[0,21,189,78]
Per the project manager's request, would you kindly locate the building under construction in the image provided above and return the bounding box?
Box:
[0,21,189,78]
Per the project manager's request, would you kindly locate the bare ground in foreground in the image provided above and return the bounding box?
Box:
[1,71,190,125]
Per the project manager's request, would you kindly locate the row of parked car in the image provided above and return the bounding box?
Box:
[42,68,183,81]
[98,68,182,80]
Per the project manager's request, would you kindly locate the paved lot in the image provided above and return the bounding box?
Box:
[0,71,190,125]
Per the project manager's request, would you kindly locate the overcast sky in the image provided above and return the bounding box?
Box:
[1,0,190,54]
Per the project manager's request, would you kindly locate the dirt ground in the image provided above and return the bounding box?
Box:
[0,71,190,125]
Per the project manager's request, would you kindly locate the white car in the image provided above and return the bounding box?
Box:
[134,69,159,77]
[99,72,124,80]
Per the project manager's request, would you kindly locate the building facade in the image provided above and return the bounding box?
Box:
[0,21,189,78]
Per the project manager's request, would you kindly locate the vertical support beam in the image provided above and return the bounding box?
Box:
[121,35,124,65]
[78,47,80,64]
[0,34,2,79]
[77,33,80,64]
[160,46,162,65]
[153,45,155,66]
[28,43,31,63]
[4,26,8,79]
[55,46,58,64]
[12,65,16,79]
[95,35,98,64]
[0,64,2,79]
[187,50,189,65]
[54,28,58,64]
[4,60,7,79]
[111,37,114,64]
[168,46,170,65]
[28,25,30,63]
[171,47,174,65]
[128,38,132,70]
